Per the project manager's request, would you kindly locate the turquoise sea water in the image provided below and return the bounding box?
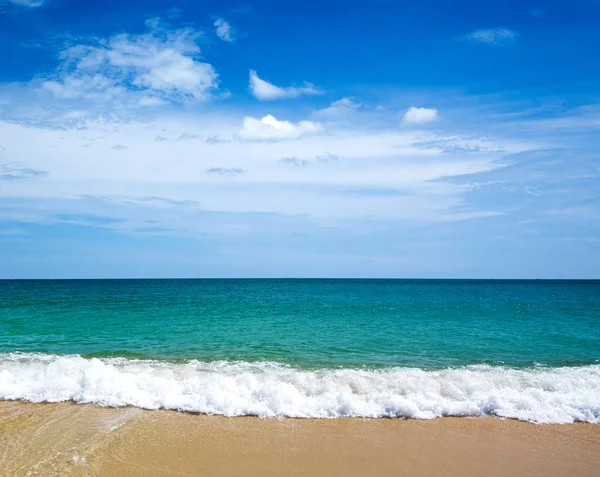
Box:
[1,279,599,422]
[2,279,599,367]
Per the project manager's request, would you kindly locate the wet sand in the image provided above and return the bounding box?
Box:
[1,401,599,477]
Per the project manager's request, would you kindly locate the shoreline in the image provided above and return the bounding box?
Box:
[2,401,599,476]
[1,397,599,423]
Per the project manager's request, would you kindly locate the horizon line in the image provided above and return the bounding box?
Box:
[1,277,599,281]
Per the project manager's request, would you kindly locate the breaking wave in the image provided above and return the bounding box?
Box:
[1,353,599,423]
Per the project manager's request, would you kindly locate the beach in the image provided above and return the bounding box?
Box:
[1,401,599,477]
[3,0,599,471]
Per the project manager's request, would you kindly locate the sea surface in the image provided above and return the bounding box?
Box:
[1,279,599,423]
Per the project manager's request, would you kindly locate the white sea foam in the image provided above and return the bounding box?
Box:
[0,353,599,423]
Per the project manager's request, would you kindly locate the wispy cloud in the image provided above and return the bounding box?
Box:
[249,70,322,101]
[279,157,309,167]
[0,106,524,227]
[464,28,520,46]
[166,6,183,20]
[206,167,244,177]
[0,162,47,180]
[412,136,503,154]
[9,0,45,8]
[238,114,323,141]
[205,135,229,144]
[176,133,202,141]
[314,97,361,120]
[279,152,339,167]
[2,75,597,260]
[214,18,235,42]
[316,152,339,163]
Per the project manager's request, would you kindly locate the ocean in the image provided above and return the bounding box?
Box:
[1,279,599,423]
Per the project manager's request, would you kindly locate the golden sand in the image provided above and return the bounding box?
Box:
[1,401,599,476]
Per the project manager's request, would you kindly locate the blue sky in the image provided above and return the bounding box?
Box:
[0,0,599,278]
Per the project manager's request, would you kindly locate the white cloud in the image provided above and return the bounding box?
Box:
[1,102,560,243]
[465,28,519,46]
[403,107,439,124]
[314,97,361,119]
[332,97,360,109]
[249,70,322,101]
[238,114,323,141]
[9,0,45,7]
[39,19,218,106]
[214,18,235,42]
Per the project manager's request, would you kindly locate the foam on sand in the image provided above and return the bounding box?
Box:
[0,353,599,423]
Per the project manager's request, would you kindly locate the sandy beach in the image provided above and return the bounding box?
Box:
[1,401,599,477]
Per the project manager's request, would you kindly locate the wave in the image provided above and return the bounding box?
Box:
[0,353,599,423]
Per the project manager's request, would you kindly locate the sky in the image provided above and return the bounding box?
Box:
[0,0,599,279]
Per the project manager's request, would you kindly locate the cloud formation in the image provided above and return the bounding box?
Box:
[249,70,322,101]
[314,97,361,119]
[465,28,519,46]
[206,167,244,177]
[316,152,339,163]
[238,114,323,140]
[40,18,218,106]
[5,100,580,257]
[9,0,45,7]
[279,153,339,167]
[177,133,202,141]
[279,157,309,167]
[403,107,439,124]
[214,18,235,42]
[1,162,47,180]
